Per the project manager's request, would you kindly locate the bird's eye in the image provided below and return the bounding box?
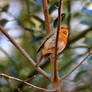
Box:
[63,31,67,35]
[62,27,64,29]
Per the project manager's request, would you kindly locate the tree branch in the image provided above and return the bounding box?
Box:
[0,73,55,92]
[42,0,51,34]
[50,0,63,92]
[54,0,63,80]
[60,52,92,81]
[0,26,50,80]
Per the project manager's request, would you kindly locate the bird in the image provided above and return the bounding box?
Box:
[36,26,69,67]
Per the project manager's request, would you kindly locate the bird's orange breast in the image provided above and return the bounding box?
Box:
[59,33,67,45]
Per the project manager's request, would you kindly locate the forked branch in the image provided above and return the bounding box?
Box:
[0,26,50,80]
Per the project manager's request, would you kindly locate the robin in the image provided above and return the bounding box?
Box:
[36,26,69,67]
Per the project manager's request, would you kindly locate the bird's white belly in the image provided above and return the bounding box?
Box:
[57,41,65,53]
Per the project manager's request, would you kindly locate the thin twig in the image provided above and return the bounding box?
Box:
[42,0,51,34]
[0,26,50,80]
[60,52,92,81]
[0,73,55,92]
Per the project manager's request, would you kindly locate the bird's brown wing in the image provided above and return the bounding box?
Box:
[37,33,54,54]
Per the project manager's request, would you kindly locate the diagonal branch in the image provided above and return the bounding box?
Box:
[42,0,52,34]
[0,26,50,80]
[0,73,55,92]
[60,52,92,81]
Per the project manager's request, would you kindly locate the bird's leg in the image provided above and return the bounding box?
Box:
[35,54,44,67]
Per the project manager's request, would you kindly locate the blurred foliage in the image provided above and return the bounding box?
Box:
[0,19,8,27]
[1,4,9,12]
[0,0,92,92]
[53,13,66,28]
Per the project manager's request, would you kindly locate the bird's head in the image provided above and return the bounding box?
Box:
[59,26,68,38]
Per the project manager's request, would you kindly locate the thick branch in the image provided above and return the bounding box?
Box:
[0,73,55,92]
[42,0,51,34]
[54,0,63,80]
[50,0,63,92]
[0,26,50,80]
[50,54,61,92]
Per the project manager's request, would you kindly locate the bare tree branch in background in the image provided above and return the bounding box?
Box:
[42,0,52,34]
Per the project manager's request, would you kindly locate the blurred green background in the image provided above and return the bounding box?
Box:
[0,0,92,92]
